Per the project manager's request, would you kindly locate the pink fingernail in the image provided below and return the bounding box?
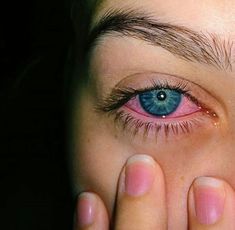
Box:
[193,177,225,225]
[77,192,95,228]
[125,154,155,196]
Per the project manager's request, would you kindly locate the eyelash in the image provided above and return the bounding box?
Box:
[96,80,217,140]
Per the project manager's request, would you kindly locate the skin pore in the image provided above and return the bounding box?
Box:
[70,0,235,228]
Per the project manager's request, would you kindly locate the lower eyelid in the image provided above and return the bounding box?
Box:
[113,108,219,142]
[118,89,219,136]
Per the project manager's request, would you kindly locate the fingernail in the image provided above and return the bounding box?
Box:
[125,154,155,196]
[193,177,225,225]
[76,192,96,228]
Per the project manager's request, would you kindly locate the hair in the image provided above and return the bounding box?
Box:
[65,0,100,95]
[65,0,100,150]
[70,0,100,63]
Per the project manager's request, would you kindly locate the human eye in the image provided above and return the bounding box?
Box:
[96,73,219,141]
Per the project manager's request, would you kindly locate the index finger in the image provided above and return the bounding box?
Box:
[114,154,167,230]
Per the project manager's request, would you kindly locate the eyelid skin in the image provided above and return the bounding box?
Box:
[95,72,221,142]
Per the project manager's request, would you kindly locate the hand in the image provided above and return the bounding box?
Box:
[73,154,235,229]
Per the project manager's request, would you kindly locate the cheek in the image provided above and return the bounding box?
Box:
[70,93,132,215]
[71,93,235,224]
[72,125,132,216]
[72,125,235,228]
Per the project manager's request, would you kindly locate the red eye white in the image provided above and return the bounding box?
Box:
[124,93,202,119]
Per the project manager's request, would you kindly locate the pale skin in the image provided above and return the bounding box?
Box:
[70,0,235,229]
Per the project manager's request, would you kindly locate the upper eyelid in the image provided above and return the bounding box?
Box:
[94,71,223,121]
[96,80,196,113]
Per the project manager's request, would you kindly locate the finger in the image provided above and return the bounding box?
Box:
[114,154,167,230]
[74,192,109,230]
[188,176,235,230]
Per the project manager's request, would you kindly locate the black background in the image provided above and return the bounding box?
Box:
[1,0,74,229]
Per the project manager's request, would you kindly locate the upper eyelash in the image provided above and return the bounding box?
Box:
[96,79,193,113]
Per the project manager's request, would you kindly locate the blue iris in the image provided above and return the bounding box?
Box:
[139,89,182,116]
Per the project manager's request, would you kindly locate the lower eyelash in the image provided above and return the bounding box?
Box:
[114,110,207,140]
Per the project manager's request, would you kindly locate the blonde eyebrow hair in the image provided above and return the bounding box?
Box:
[88,8,234,71]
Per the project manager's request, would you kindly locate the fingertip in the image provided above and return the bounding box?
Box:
[194,177,225,225]
[74,192,96,229]
[74,192,109,230]
[187,176,235,229]
[115,154,167,229]
[120,154,165,197]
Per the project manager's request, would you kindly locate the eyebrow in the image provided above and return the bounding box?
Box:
[88,9,234,71]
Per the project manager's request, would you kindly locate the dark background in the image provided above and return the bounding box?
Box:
[1,0,74,229]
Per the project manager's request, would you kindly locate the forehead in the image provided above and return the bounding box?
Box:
[93,0,235,35]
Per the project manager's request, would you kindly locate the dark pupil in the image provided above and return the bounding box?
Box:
[157,91,167,101]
